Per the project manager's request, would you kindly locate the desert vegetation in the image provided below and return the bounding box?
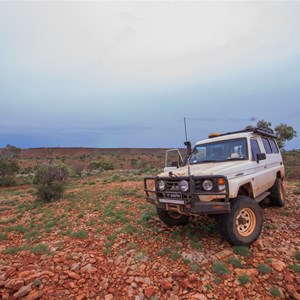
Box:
[0,147,299,299]
[0,146,299,186]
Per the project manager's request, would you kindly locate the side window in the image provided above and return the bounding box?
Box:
[262,137,272,154]
[250,139,261,160]
[270,139,279,153]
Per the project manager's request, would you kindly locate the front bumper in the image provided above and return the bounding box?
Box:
[144,175,230,215]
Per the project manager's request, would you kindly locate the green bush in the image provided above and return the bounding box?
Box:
[258,263,272,274]
[289,264,300,273]
[89,160,114,171]
[227,256,242,268]
[190,263,200,272]
[212,261,229,275]
[238,274,251,285]
[31,243,51,255]
[233,246,250,257]
[0,152,19,186]
[0,176,17,187]
[269,286,282,297]
[33,164,69,202]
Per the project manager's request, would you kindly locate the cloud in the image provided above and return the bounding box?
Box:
[0,1,299,149]
[1,1,299,85]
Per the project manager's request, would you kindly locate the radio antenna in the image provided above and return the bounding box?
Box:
[184,117,191,176]
[184,117,188,143]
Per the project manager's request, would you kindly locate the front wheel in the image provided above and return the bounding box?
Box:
[216,196,263,246]
[156,208,190,227]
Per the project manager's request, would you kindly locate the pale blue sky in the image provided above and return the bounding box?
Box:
[0,1,299,149]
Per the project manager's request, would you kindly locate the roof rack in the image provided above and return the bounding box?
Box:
[209,127,277,139]
[252,127,277,138]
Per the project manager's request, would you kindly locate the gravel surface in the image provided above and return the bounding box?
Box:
[0,175,299,299]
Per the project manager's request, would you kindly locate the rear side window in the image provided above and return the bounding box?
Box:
[262,137,272,154]
[269,139,279,153]
[250,139,261,160]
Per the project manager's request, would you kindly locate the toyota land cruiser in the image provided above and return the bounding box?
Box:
[144,128,285,246]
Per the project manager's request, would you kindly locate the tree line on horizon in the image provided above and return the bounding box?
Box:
[245,119,297,150]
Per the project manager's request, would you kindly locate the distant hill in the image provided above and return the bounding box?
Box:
[2,147,172,174]
[17,147,168,158]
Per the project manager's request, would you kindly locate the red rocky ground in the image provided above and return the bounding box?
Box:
[0,173,299,300]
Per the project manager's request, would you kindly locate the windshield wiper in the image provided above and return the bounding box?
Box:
[226,157,244,161]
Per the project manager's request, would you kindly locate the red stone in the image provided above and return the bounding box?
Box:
[19,271,31,278]
[183,279,194,289]
[78,278,86,284]
[64,271,80,280]
[26,290,42,300]
[5,278,24,290]
[144,287,155,299]
[286,285,300,300]
[284,273,294,283]
[24,275,38,285]
[1,291,9,300]
[189,274,198,283]
[14,283,32,299]
[236,290,245,300]
[161,279,172,290]
[191,294,208,300]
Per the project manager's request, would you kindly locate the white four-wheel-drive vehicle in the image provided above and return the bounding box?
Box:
[144,128,285,246]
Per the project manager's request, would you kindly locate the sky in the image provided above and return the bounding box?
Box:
[0,1,299,150]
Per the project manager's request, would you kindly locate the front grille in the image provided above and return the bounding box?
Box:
[157,178,190,201]
[157,176,228,196]
[165,180,182,191]
[194,179,202,191]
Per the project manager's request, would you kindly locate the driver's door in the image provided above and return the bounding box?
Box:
[164,149,183,172]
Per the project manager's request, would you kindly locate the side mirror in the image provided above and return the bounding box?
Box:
[184,141,192,157]
[256,153,266,163]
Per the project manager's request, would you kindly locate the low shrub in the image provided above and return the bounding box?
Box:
[289,264,300,273]
[269,286,282,297]
[0,176,17,187]
[233,246,250,257]
[227,256,243,268]
[89,160,114,171]
[258,263,272,274]
[31,243,51,255]
[33,164,69,202]
[238,274,251,285]
[212,261,229,275]
[0,146,20,186]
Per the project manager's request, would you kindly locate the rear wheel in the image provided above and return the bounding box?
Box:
[269,178,285,207]
[217,196,263,246]
[156,208,190,227]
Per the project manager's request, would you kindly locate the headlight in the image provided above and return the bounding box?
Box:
[202,179,213,191]
[157,180,166,191]
[179,180,189,192]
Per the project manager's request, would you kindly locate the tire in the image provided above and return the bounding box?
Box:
[269,178,285,207]
[216,196,263,246]
[156,208,190,227]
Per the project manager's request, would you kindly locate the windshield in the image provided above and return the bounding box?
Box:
[189,138,248,164]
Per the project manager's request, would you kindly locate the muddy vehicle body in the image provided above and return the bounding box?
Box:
[144,128,285,245]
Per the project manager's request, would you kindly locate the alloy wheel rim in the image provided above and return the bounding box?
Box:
[236,208,256,237]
